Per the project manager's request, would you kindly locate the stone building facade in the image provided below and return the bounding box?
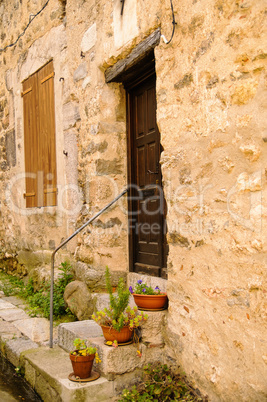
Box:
[0,0,266,400]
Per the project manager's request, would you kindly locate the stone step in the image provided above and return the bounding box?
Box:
[58,311,167,354]
[58,312,167,386]
[58,320,103,352]
[0,298,52,344]
[23,345,115,402]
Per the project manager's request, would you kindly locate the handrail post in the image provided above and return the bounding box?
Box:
[49,252,55,348]
[49,188,128,348]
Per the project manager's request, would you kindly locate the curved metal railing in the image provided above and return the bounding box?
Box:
[49,187,128,348]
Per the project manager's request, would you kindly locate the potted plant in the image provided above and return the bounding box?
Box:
[92,268,148,344]
[129,280,168,310]
[69,338,101,379]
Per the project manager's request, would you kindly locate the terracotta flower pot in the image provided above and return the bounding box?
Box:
[133,293,168,310]
[70,353,95,379]
[101,325,133,343]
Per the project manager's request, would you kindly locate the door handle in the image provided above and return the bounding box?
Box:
[147,169,159,174]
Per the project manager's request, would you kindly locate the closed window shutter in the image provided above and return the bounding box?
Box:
[38,61,57,207]
[22,74,38,208]
[22,60,57,207]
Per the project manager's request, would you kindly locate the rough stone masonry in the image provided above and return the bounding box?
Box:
[0,0,266,400]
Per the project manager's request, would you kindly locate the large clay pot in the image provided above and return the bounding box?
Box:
[70,352,95,379]
[133,293,168,310]
[101,325,133,343]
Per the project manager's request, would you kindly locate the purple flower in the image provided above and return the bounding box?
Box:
[142,288,146,293]
[155,286,160,290]
[137,280,142,284]
[129,286,133,294]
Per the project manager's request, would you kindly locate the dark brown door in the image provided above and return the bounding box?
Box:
[127,74,167,278]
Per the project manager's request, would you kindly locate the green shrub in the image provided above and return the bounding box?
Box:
[0,262,74,320]
[119,362,204,402]
[25,261,74,318]
[0,274,24,296]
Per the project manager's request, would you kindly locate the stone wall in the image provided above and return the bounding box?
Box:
[0,0,266,400]
[0,0,71,279]
[155,1,266,400]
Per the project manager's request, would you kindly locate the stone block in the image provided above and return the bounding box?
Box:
[58,320,103,352]
[63,102,81,130]
[95,158,123,175]
[73,62,87,82]
[24,346,71,392]
[90,337,164,378]
[5,338,39,367]
[74,262,104,288]
[92,293,110,312]
[0,300,17,310]
[34,372,61,402]
[5,69,13,91]
[74,262,127,290]
[97,121,124,135]
[81,23,97,53]
[1,296,26,307]
[5,129,16,167]
[0,308,29,321]
[23,346,114,401]
[17,250,42,269]
[140,310,167,345]
[0,321,22,341]
[64,280,93,321]
[13,318,50,343]
[82,76,91,89]
[64,129,78,185]
[59,377,114,402]
[25,359,36,388]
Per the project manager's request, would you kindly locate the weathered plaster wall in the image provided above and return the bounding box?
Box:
[0,0,266,400]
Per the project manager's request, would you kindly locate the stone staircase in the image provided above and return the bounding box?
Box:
[20,312,167,401]
[0,276,168,401]
[56,310,167,400]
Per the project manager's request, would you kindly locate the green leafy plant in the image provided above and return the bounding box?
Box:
[92,305,147,331]
[70,338,101,362]
[26,261,74,319]
[129,279,164,295]
[0,262,75,321]
[92,267,147,332]
[0,273,24,296]
[119,362,204,402]
[14,366,23,376]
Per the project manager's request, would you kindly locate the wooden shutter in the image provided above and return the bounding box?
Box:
[22,60,57,207]
[37,61,57,207]
[22,74,38,208]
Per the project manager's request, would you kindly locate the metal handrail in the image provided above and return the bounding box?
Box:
[49,187,128,348]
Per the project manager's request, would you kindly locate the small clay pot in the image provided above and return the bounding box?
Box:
[70,352,95,379]
[133,293,168,310]
[101,325,133,343]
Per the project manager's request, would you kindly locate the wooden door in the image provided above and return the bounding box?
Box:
[127,74,167,278]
